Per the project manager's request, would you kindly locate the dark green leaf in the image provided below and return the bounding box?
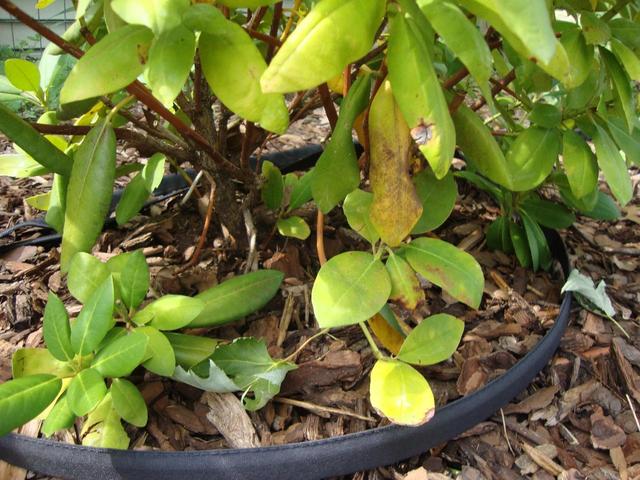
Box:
[412,169,457,233]
[591,119,632,206]
[520,209,552,271]
[520,196,576,229]
[261,161,284,211]
[509,220,531,268]
[115,154,166,225]
[164,333,217,370]
[562,129,598,199]
[118,250,149,310]
[505,127,561,191]
[528,103,562,128]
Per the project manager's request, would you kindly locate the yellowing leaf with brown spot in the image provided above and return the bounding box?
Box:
[368,313,404,356]
[368,81,423,247]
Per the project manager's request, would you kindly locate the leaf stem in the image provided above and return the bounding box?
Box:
[359,321,384,360]
[284,328,329,362]
[106,95,135,123]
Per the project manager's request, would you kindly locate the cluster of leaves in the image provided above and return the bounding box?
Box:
[0,251,287,448]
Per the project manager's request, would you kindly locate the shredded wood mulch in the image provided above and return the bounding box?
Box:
[0,127,639,479]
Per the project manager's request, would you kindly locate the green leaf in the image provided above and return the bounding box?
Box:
[311,74,371,213]
[591,119,632,206]
[404,237,484,309]
[116,153,166,225]
[0,375,62,436]
[60,119,116,272]
[135,326,176,377]
[45,174,67,234]
[132,295,204,331]
[369,359,435,425]
[261,161,284,211]
[387,4,455,179]
[451,105,512,189]
[610,38,640,82]
[216,0,278,7]
[287,169,314,211]
[12,348,74,378]
[60,25,154,104]
[173,360,240,393]
[528,103,562,128]
[67,368,107,416]
[580,191,621,220]
[600,47,635,133]
[610,18,640,50]
[385,251,424,310]
[311,251,391,328]
[397,313,463,365]
[189,270,284,328]
[70,276,115,356]
[68,252,110,303]
[81,394,129,450]
[118,250,149,310]
[261,0,385,93]
[605,116,640,166]
[42,394,75,437]
[0,153,49,178]
[43,292,74,362]
[412,169,457,233]
[198,8,289,134]
[5,59,41,93]
[559,28,594,89]
[520,209,552,272]
[580,11,610,45]
[164,333,217,369]
[110,379,147,427]
[110,0,189,34]
[561,269,615,317]
[343,189,380,245]
[562,130,598,199]
[509,220,531,268]
[91,331,149,378]
[0,104,71,176]
[486,216,506,252]
[505,127,561,192]
[276,216,310,240]
[520,196,576,229]
[369,80,423,246]
[25,193,50,211]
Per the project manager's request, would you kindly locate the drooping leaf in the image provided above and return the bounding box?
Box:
[600,47,635,133]
[610,38,640,82]
[45,174,67,234]
[42,292,74,362]
[312,251,391,328]
[261,161,284,211]
[368,80,423,246]
[397,314,463,365]
[369,359,435,426]
[67,252,110,304]
[70,276,115,356]
[311,74,372,213]
[109,0,189,34]
[67,368,107,416]
[385,252,424,310]
[387,4,455,178]
[5,58,41,93]
[606,116,640,166]
[0,375,62,436]
[91,331,149,378]
[189,270,284,328]
[505,127,561,192]
[562,129,598,199]
[276,216,311,240]
[60,119,116,272]
[261,0,385,93]
[110,379,148,427]
[286,169,314,211]
[412,169,457,233]
[132,295,204,331]
[580,11,610,45]
[118,250,149,310]
[12,348,74,378]
[520,196,576,229]
[135,326,176,377]
[609,18,640,50]
[528,103,562,128]
[367,311,405,356]
[60,25,154,104]
[561,269,615,317]
[81,394,129,450]
[343,189,380,245]
[173,360,240,393]
[42,394,75,437]
[165,333,217,370]
[559,28,594,89]
[520,209,552,272]
[591,119,632,206]
[404,237,484,309]
[0,153,49,178]
[115,153,166,225]
[509,220,531,268]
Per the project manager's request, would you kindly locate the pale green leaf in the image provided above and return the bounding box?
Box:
[397,314,464,365]
[110,379,147,427]
[132,295,204,331]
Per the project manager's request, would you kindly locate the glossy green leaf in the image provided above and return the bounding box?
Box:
[110,0,189,34]
[606,116,640,166]
[404,237,484,309]
[12,348,74,378]
[261,161,284,211]
[116,250,149,310]
[43,292,74,362]
[0,104,71,176]
[343,189,380,245]
[397,313,463,365]
[0,375,62,436]
[610,38,640,82]
[276,216,310,240]
[592,119,632,206]
[91,331,148,378]
[505,127,561,192]
[520,196,576,229]
[198,8,288,134]
[115,153,166,225]
[600,47,635,132]
[165,333,217,370]
[369,80,423,246]
[189,270,284,327]
[67,252,110,303]
[60,25,154,104]
[261,0,385,93]
[312,251,391,328]
[110,379,147,427]
[135,326,176,377]
[562,130,598,199]
[369,359,435,426]
[70,276,115,356]
[509,220,531,268]
[385,252,424,310]
[520,209,552,272]
[412,169,457,233]
[132,295,204,331]
[42,394,75,437]
[528,103,562,128]
[388,4,455,179]
[60,119,116,272]
[311,74,371,213]
[452,105,512,189]
[5,59,41,93]
[67,368,107,416]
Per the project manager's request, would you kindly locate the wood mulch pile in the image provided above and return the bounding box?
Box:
[0,122,638,479]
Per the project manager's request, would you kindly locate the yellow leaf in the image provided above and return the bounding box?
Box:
[36,0,56,8]
[368,313,404,356]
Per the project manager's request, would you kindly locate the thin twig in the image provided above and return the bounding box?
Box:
[266,2,283,60]
[627,394,640,433]
[243,207,258,273]
[273,397,375,422]
[500,408,515,456]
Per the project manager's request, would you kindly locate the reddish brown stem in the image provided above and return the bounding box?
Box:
[266,2,283,60]
[245,28,282,48]
[318,84,338,130]
[472,68,516,111]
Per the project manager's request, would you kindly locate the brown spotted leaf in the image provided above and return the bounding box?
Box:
[385,251,424,310]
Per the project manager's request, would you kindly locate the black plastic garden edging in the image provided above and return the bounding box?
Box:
[0,230,572,480]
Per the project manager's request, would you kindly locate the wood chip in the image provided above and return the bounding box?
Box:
[202,392,261,448]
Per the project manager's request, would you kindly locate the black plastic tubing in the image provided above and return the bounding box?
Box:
[0,232,572,480]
